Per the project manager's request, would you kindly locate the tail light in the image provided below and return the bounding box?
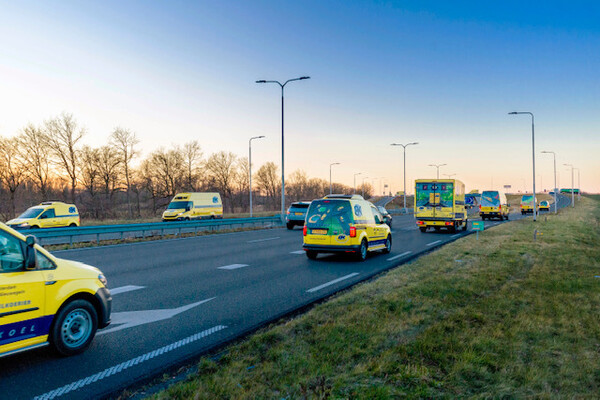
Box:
[349,226,357,237]
[417,220,425,225]
[445,221,453,226]
[303,225,308,236]
[479,205,482,211]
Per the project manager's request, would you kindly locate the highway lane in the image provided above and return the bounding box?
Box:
[0,198,569,399]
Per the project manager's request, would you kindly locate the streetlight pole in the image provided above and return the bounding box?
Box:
[509,111,537,221]
[256,76,310,222]
[391,142,418,213]
[353,172,362,194]
[361,176,369,197]
[428,163,446,180]
[564,164,574,207]
[574,168,580,200]
[329,162,340,194]
[248,135,265,217]
[541,150,557,214]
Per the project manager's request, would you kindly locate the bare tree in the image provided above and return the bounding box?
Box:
[79,146,101,217]
[110,127,139,218]
[255,162,280,209]
[44,113,85,203]
[148,147,185,198]
[96,145,121,216]
[18,124,52,200]
[182,140,203,191]
[205,151,238,212]
[0,136,27,217]
[232,157,249,212]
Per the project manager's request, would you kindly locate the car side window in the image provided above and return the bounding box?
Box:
[36,251,56,270]
[371,206,383,224]
[40,209,55,219]
[0,232,25,272]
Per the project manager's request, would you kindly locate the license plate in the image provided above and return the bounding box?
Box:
[295,212,303,216]
[312,229,327,235]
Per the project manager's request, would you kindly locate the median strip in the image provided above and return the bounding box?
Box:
[306,273,360,293]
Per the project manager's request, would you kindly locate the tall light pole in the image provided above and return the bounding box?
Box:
[353,172,362,194]
[564,164,574,207]
[391,142,418,213]
[256,76,310,221]
[428,163,446,180]
[248,135,265,217]
[541,150,557,214]
[509,111,537,221]
[329,162,340,194]
[361,176,369,197]
[574,167,581,200]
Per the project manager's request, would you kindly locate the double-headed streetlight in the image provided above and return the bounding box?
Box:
[443,173,456,179]
[353,172,362,194]
[329,162,340,194]
[564,164,575,207]
[391,142,418,213]
[541,150,557,214]
[428,163,446,180]
[256,76,310,221]
[248,135,265,217]
[509,111,537,221]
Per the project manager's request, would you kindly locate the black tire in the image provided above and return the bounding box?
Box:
[382,235,392,254]
[462,220,468,231]
[419,227,427,233]
[30,225,39,229]
[184,217,190,222]
[306,250,318,260]
[356,239,368,261]
[69,223,77,228]
[286,222,294,230]
[50,299,98,356]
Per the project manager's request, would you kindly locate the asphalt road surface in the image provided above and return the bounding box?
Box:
[0,196,570,399]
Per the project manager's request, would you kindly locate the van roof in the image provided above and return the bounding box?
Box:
[40,201,71,206]
[323,194,364,200]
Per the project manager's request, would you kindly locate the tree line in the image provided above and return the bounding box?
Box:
[0,113,373,221]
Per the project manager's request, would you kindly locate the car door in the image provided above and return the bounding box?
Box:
[370,206,387,245]
[0,230,47,353]
[39,208,56,228]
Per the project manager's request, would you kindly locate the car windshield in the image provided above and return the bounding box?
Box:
[521,195,534,204]
[481,191,500,207]
[415,183,454,207]
[306,200,353,233]
[377,206,388,215]
[167,201,192,210]
[18,207,44,219]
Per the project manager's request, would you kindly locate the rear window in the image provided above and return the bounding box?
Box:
[306,200,354,231]
[290,203,310,210]
[415,183,454,207]
[521,195,534,204]
[481,191,500,207]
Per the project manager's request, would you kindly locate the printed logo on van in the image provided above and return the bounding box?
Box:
[212,196,219,204]
[354,204,362,217]
[68,207,76,214]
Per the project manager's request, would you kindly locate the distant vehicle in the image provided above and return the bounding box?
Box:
[395,191,404,196]
[286,201,311,230]
[162,193,223,221]
[479,191,509,221]
[414,179,468,233]
[377,206,393,228]
[520,194,538,214]
[539,200,550,211]
[6,202,79,229]
[0,222,111,358]
[303,194,391,261]
[560,188,580,194]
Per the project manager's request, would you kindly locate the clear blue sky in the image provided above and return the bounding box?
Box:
[0,1,598,192]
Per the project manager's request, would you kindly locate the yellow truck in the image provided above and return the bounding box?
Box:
[162,192,223,221]
[6,202,80,229]
[414,179,468,233]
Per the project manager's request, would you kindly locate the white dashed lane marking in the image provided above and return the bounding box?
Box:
[110,285,145,295]
[218,264,249,270]
[387,251,412,261]
[307,273,360,293]
[247,237,280,243]
[426,240,442,246]
[290,250,304,255]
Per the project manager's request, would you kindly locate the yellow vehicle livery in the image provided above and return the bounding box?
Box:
[162,192,223,221]
[520,194,538,215]
[539,200,550,211]
[414,179,468,232]
[479,190,510,221]
[303,195,392,261]
[0,222,111,358]
[6,202,80,230]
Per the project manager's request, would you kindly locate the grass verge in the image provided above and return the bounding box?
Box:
[149,197,600,399]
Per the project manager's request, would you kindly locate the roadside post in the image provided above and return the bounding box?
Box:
[472,220,484,240]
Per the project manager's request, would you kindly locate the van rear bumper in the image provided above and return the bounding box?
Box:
[303,244,361,253]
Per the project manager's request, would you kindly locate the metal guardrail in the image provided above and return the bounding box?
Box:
[29,216,283,247]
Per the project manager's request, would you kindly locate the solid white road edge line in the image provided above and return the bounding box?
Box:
[247,236,280,243]
[450,233,462,238]
[110,285,145,295]
[33,325,227,400]
[426,240,442,246]
[306,273,360,293]
[387,251,412,261]
[218,264,249,270]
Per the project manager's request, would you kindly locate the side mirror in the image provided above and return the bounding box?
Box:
[25,235,37,270]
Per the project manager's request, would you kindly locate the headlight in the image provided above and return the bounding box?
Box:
[98,274,108,287]
[18,223,30,228]
[177,212,184,216]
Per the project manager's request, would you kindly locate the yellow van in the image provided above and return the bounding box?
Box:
[520,195,538,214]
[6,202,80,230]
[162,192,223,221]
[414,179,468,232]
[0,222,111,358]
[303,194,392,261]
[479,190,510,220]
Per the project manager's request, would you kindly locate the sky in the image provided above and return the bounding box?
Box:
[0,0,598,194]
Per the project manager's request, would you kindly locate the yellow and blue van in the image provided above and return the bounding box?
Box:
[520,195,538,214]
[539,200,550,211]
[479,190,510,220]
[0,222,111,358]
[6,202,80,229]
[303,194,391,261]
[162,193,223,221]
[414,179,468,232]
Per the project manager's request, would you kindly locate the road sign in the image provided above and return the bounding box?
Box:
[503,185,511,189]
[472,221,484,231]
